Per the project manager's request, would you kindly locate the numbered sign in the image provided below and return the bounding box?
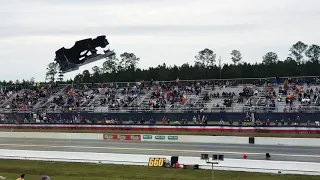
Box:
[148,157,166,167]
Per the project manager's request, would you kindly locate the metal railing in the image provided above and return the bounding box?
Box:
[62,75,320,86]
[0,75,319,88]
[1,105,320,113]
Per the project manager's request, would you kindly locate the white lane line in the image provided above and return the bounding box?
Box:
[2,138,319,151]
[3,139,318,151]
[0,143,319,158]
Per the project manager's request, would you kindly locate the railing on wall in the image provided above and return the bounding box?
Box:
[1,105,320,114]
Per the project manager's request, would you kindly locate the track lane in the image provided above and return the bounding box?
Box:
[0,138,319,162]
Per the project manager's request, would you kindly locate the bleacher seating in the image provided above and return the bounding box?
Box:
[0,76,319,113]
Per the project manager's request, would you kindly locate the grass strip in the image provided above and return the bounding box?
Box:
[0,159,319,180]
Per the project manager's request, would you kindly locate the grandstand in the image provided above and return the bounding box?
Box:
[0,76,319,115]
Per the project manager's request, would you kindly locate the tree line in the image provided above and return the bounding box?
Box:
[5,41,320,86]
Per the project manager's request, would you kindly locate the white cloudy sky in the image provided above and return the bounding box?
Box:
[1,0,320,81]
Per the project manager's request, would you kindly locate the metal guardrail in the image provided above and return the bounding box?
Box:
[0,75,319,87]
[0,123,319,128]
[1,106,320,113]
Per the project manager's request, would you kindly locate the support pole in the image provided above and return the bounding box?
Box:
[211,162,214,180]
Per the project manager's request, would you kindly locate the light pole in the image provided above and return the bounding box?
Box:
[218,56,222,80]
[201,154,224,180]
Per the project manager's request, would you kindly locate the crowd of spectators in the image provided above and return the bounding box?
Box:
[278,79,320,112]
[100,84,145,110]
[146,81,201,109]
[0,90,14,105]
[5,85,59,111]
[0,85,28,107]
[50,85,96,110]
[262,87,276,109]
[0,77,320,113]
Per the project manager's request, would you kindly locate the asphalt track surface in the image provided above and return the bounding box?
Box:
[0,138,319,163]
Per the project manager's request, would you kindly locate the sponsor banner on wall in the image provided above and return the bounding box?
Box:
[142,135,179,141]
[103,134,141,141]
[168,135,178,140]
[143,135,153,140]
[155,135,166,140]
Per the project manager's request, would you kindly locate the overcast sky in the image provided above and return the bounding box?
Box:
[1,0,320,81]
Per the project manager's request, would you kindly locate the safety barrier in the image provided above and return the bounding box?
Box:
[1,132,320,147]
[140,134,320,147]
[0,149,319,175]
[0,124,319,133]
[141,134,249,144]
[0,132,102,140]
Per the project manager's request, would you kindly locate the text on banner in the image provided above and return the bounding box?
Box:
[103,134,141,141]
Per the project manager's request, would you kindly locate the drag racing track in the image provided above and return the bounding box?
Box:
[0,138,319,163]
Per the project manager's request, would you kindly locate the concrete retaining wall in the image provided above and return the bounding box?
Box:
[0,132,102,140]
[254,137,320,146]
[141,134,249,144]
[1,132,320,147]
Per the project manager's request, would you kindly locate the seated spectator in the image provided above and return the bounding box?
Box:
[223,99,233,107]
[237,96,243,103]
[213,92,220,98]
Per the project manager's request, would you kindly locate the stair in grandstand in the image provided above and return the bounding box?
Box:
[181,85,210,111]
[132,87,154,106]
[276,100,286,112]
[181,94,199,111]
[245,96,259,106]
[92,94,107,107]
[79,89,95,107]
[33,97,50,109]
[0,89,25,108]
[0,93,17,108]
[204,86,238,112]
[193,86,210,106]
[87,93,101,107]
[208,98,224,111]
[40,86,66,109]
[139,94,152,108]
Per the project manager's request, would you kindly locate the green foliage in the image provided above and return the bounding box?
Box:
[119,52,140,70]
[74,59,320,83]
[305,44,320,63]
[262,52,278,65]
[231,50,242,65]
[40,41,320,84]
[45,62,59,82]
[102,53,119,73]
[195,48,216,67]
[290,41,308,63]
